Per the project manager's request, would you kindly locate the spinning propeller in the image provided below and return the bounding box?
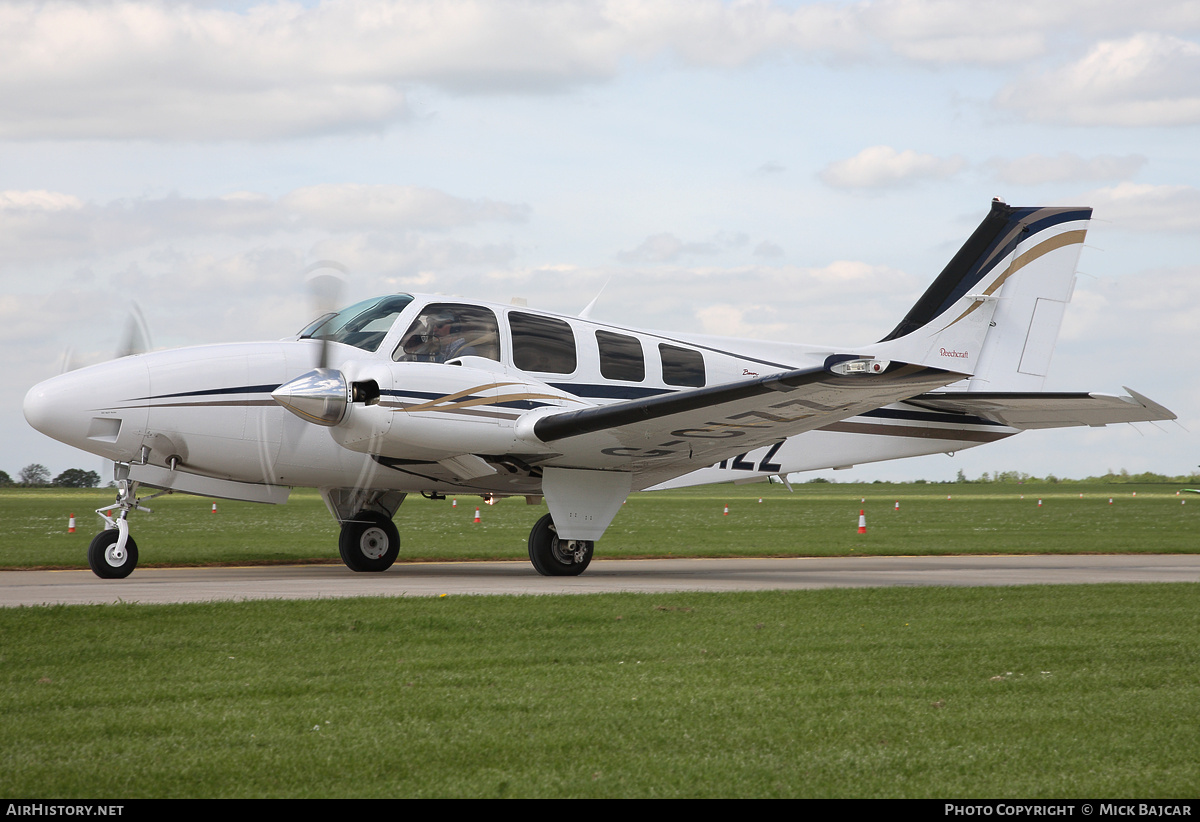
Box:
[60,302,153,374]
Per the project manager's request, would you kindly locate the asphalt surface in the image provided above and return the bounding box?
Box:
[3,554,1199,607]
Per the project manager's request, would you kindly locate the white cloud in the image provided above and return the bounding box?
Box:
[819,146,966,190]
[987,153,1146,186]
[0,190,84,211]
[11,1,1199,140]
[0,0,860,140]
[1082,182,1200,232]
[996,33,1200,126]
[0,185,528,263]
[616,233,732,264]
[278,185,529,231]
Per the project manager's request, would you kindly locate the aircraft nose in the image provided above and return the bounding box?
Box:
[23,375,74,440]
[23,360,150,459]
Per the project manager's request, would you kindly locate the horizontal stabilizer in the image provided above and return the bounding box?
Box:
[908,387,1174,430]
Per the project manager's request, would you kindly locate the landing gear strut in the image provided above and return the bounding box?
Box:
[338,511,401,572]
[89,464,165,579]
[528,513,593,576]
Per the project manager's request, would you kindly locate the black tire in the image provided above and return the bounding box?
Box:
[87,530,139,579]
[527,513,593,576]
[338,511,400,572]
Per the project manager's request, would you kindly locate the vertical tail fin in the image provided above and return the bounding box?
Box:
[869,200,1091,385]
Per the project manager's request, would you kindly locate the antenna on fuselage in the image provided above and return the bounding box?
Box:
[578,278,611,319]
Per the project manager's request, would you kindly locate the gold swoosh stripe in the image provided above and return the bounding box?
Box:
[400,382,523,413]
[938,229,1086,331]
[402,391,584,414]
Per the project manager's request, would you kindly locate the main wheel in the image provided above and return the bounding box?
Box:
[87,530,139,579]
[338,511,400,572]
[528,513,594,576]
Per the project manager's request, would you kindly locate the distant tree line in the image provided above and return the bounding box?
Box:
[952,468,1199,485]
[802,469,1200,485]
[0,464,102,488]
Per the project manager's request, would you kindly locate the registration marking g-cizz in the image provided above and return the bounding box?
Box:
[716,441,784,473]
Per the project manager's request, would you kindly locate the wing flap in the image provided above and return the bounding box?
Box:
[908,387,1175,429]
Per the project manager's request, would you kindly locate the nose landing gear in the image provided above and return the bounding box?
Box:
[88,464,167,579]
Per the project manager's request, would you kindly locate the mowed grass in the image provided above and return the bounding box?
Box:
[3,482,1198,569]
[4,485,1200,797]
[2,584,1198,798]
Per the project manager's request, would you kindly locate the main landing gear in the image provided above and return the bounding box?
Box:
[338,511,401,572]
[527,513,594,576]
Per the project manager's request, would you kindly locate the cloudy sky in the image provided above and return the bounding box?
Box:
[5,0,1199,484]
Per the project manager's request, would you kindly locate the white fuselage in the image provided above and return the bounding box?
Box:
[23,292,1012,501]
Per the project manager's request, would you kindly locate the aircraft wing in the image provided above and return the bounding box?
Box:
[906,387,1175,430]
[529,361,964,488]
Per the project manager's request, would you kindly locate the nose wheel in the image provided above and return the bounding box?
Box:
[87,529,140,579]
[88,464,165,579]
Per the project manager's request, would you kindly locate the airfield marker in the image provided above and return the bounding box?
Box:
[68,514,76,534]
[857,510,867,534]
[473,508,481,523]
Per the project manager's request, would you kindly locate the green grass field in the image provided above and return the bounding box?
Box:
[4,481,1198,569]
[3,584,1199,798]
[3,482,1199,798]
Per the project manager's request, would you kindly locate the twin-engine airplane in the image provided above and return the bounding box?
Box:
[24,200,1174,579]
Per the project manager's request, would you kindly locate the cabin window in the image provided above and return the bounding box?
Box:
[596,330,645,382]
[300,294,414,353]
[659,343,705,387]
[393,304,500,363]
[510,312,577,374]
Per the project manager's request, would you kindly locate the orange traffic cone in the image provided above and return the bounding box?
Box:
[473,508,481,523]
[894,500,899,512]
[211,503,217,513]
[857,510,866,534]
[723,504,729,516]
[452,499,457,507]
[68,514,76,534]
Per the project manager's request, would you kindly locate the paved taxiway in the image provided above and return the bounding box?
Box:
[3,555,1199,607]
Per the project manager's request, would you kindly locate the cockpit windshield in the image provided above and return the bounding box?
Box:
[298,294,414,353]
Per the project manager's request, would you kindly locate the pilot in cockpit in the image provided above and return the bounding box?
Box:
[399,310,476,362]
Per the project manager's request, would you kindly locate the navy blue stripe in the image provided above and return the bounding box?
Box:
[131,384,280,400]
[548,382,671,400]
